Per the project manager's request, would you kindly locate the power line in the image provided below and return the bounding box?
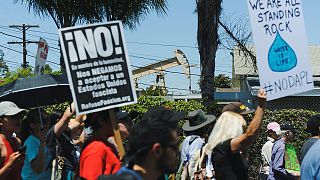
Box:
[130,54,231,67]
[127,41,198,49]
[0,32,23,40]
[0,44,60,68]
[28,29,59,36]
[8,24,39,68]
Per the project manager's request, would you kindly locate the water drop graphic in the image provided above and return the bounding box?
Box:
[268,32,297,72]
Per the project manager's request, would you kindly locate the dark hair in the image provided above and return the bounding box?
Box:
[81,110,112,151]
[85,110,110,132]
[20,109,48,143]
[126,112,179,164]
[307,114,320,136]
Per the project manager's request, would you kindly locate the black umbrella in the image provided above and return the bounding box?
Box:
[0,74,72,109]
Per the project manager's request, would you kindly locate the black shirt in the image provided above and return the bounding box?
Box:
[212,139,248,180]
[46,127,79,177]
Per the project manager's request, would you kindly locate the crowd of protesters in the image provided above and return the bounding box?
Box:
[0,88,320,180]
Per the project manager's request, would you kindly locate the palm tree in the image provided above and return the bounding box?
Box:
[196,0,223,106]
[14,0,168,68]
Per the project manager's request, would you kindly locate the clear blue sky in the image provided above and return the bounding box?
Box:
[1,0,319,94]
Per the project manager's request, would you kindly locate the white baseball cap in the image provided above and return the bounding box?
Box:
[0,101,26,117]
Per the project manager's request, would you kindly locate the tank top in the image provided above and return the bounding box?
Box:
[0,135,22,179]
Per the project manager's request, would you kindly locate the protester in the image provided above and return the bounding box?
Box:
[197,89,266,180]
[20,109,52,179]
[300,138,320,179]
[117,110,133,142]
[115,106,185,180]
[46,103,84,180]
[79,110,121,180]
[259,122,281,179]
[177,109,215,179]
[268,122,300,180]
[300,114,320,161]
[0,101,26,179]
[107,110,133,152]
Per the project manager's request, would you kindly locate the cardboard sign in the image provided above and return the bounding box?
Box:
[34,38,48,75]
[59,21,137,115]
[247,0,314,101]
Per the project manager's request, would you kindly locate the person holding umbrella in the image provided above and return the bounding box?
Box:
[0,101,26,179]
[20,109,51,179]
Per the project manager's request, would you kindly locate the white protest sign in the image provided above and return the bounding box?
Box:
[247,0,314,101]
[59,21,137,115]
[34,38,48,75]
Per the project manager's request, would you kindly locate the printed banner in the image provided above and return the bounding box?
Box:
[247,0,314,100]
[59,21,137,115]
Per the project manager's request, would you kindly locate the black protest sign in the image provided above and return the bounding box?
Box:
[59,21,137,115]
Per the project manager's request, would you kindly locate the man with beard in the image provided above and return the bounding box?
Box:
[115,106,184,180]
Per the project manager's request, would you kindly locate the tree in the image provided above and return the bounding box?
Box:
[196,0,223,107]
[144,85,167,96]
[14,0,168,68]
[218,16,257,71]
[214,74,231,88]
[0,67,33,86]
[0,50,9,78]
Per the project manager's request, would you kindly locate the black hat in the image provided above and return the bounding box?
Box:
[141,106,185,123]
[116,110,129,120]
[307,115,320,134]
[182,110,216,131]
[281,122,296,131]
[222,102,254,115]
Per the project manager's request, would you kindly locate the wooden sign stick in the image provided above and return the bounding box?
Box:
[109,109,125,158]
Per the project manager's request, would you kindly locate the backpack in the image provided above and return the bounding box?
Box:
[176,136,203,180]
[190,145,214,180]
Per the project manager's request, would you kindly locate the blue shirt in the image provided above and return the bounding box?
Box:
[22,135,52,180]
[268,139,287,180]
[116,166,143,180]
[301,139,320,179]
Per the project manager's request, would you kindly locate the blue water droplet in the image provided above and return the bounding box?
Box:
[268,32,297,72]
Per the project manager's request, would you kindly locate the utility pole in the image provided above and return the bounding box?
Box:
[8,24,39,68]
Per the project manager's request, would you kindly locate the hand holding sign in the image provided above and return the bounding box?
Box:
[247,0,314,101]
[257,88,267,107]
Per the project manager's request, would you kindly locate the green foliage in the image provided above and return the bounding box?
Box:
[43,102,69,114]
[197,74,232,89]
[214,74,232,88]
[0,66,62,86]
[0,54,9,78]
[122,95,205,125]
[44,64,53,74]
[0,68,34,86]
[247,109,317,180]
[144,85,167,96]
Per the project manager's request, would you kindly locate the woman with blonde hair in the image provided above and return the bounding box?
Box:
[197,89,266,180]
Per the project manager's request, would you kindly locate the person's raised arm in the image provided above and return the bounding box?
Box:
[231,88,267,153]
[53,102,75,137]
